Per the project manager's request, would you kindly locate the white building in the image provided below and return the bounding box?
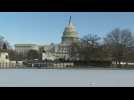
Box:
[15,44,39,55]
[0,52,9,63]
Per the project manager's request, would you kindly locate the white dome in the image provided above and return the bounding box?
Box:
[61,16,79,44]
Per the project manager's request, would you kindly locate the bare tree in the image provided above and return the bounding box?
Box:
[27,49,40,60]
[69,42,81,61]
[69,33,101,62]
[0,35,11,51]
[80,34,101,61]
[81,34,101,47]
[0,35,4,50]
[104,28,134,67]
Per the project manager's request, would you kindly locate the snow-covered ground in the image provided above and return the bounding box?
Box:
[0,69,134,87]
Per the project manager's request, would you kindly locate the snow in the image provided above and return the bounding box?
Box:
[0,69,133,87]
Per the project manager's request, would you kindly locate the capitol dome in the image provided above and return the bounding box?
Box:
[62,16,79,44]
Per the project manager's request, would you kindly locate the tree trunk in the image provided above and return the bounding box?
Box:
[125,59,128,67]
[118,60,122,68]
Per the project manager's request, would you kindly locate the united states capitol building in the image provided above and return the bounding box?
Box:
[15,16,80,61]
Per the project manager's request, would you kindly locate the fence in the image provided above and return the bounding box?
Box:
[52,62,74,68]
[31,62,74,68]
[0,63,22,69]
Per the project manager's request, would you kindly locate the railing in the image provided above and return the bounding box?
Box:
[31,62,74,68]
[0,62,74,69]
[53,63,74,68]
[0,63,22,69]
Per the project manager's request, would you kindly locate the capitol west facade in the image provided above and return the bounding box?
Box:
[14,17,80,61]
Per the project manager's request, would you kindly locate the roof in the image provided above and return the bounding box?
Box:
[15,44,37,47]
[62,17,78,38]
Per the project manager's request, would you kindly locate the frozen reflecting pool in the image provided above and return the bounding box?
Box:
[0,69,134,87]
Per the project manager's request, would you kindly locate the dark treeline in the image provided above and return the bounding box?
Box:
[69,28,134,68]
